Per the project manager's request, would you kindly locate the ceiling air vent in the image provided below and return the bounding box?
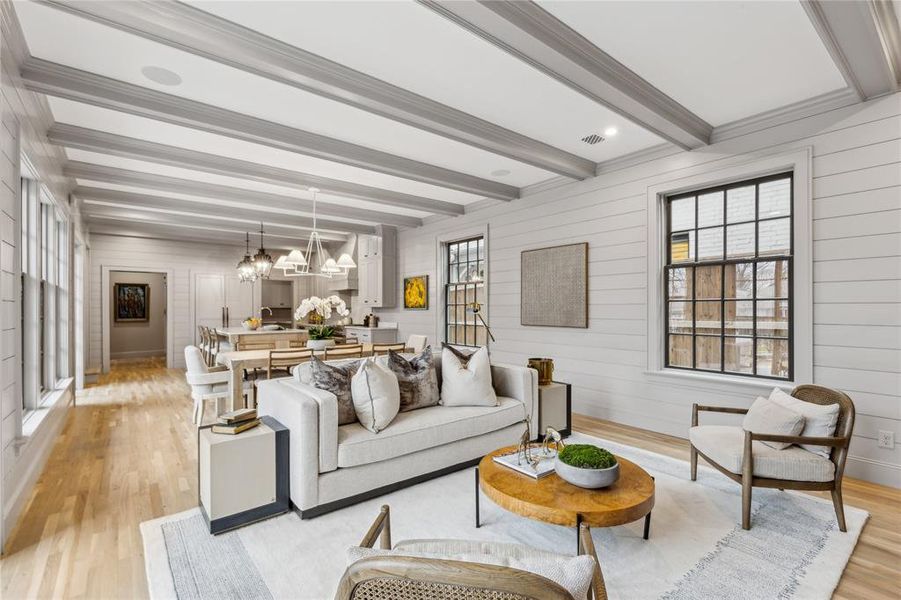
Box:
[581,133,605,145]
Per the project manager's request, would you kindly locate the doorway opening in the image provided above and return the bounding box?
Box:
[102,269,171,371]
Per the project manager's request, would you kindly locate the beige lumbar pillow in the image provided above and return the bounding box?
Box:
[768,388,840,457]
[351,358,400,433]
[440,345,497,407]
[742,396,805,450]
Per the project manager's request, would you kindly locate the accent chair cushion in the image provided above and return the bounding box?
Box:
[309,356,362,425]
[440,345,497,407]
[351,358,400,433]
[690,425,835,482]
[336,396,525,468]
[387,347,440,412]
[347,540,595,600]
[742,396,805,449]
[768,388,840,458]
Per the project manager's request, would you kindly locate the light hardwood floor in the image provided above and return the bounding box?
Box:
[0,359,898,599]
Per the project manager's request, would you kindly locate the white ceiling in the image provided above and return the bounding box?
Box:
[538,1,847,125]
[10,0,863,246]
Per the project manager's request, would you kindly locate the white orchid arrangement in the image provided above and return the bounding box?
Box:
[294,295,349,322]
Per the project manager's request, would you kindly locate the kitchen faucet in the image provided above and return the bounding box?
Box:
[261,306,273,317]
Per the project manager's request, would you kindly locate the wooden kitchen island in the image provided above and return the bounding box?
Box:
[215,327,309,349]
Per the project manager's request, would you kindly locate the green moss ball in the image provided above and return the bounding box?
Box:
[558,444,617,469]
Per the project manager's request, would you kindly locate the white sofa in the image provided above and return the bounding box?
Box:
[257,356,538,517]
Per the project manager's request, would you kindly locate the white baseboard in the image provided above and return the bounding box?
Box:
[110,349,166,359]
[845,456,901,489]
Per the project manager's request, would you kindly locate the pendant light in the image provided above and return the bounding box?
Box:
[252,222,273,278]
[236,232,257,283]
[274,187,356,278]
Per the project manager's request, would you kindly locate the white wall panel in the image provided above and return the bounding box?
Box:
[377,92,901,487]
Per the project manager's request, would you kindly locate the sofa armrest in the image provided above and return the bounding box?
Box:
[256,379,339,511]
[491,363,539,439]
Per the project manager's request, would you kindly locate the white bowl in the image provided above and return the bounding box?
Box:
[554,456,620,489]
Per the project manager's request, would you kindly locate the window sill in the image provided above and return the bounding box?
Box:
[21,378,73,439]
[644,368,794,395]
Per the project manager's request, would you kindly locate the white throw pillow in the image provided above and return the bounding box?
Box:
[742,396,805,450]
[440,346,497,407]
[768,388,840,457]
[351,358,400,433]
[347,546,594,600]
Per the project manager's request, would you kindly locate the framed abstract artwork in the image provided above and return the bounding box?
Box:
[114,283,150,322]
[521,242,588,328]
[403,275,429,310]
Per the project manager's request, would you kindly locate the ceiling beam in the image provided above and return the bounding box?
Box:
[39,0,595,180]
[80,204,342,242]
[801,0,900,99]
[75,188,359,238]
[84,216,304,250]
[47,123,464,216]
[63,161,417,230]
[21,57,519,201]
[419,0,711,150]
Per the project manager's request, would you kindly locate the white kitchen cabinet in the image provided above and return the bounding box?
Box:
[344,326,397,344]
[357,226,396,308]
[194,273,259,337]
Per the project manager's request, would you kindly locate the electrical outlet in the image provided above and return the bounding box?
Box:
[877,430,894,449]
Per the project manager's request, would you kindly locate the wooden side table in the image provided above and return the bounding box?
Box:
[537,381,572,440]
[198,415,289,534]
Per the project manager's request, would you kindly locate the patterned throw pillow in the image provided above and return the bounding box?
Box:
[441,342,475,365]
[309,356,361,425]
[387,347,440,412]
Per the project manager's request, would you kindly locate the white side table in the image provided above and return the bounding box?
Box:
[198,416,289,534]
[537,381,572,440]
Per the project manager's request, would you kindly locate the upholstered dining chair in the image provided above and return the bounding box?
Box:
[335,506,608,600]
[689,384,855,531]
[184,346,251,425]
[197,326,211,365]
[325,344,365,359]
[405,334,428,354]
[371,342,407,356]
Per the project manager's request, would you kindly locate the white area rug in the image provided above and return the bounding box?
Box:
[140,434,867,600]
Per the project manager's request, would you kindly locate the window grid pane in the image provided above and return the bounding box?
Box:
[664,173,793,380]
[445,236,485,347]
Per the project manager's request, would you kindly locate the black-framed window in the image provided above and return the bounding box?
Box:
[665,172,793,380]
[445,236,487,347]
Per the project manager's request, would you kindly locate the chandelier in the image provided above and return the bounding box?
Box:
[252,222,273,279]
[236,232,257,283]
[274,187,356,278]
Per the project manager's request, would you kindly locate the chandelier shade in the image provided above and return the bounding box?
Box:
[236,232,258,283]
[253,222,273,279]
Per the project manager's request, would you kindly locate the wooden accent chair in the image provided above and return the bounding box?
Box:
[235,340,277,351]
[335,506,608,600]
[325,344,364,360]
[690,384,855,531]
[266,348,313,379]
[371,342,407,356]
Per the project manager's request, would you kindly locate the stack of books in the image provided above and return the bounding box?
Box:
[212,408,261,435]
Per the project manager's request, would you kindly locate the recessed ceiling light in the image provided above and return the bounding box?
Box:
[604,127,618,137]
[491,169,511,177]
[141,65,182,86]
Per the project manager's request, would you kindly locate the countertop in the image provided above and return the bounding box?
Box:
[344,325,398,330]
[216,327,306,335]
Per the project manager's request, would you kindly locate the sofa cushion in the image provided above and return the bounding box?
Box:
[387,347,440,412]
[742,396,805,450]
[351,358,400,433]
[310,356,362,425]
[347,541,594,600]
[690,425,835,482]
[337,396,525,468]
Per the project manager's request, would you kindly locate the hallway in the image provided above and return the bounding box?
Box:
[0,359,195,599]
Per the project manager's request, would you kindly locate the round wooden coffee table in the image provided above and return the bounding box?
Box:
[476,445,655,552]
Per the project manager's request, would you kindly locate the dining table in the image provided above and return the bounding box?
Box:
[215,344,383,410]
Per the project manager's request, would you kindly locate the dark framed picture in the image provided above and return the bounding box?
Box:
[114,283,150,322]
[403,275,429,310]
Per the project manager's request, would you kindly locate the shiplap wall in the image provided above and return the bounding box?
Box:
[0,1,76,548]
[86,235,261,370]
[376,92,901,488]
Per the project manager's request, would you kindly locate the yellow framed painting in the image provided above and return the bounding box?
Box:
[403,275,429,310]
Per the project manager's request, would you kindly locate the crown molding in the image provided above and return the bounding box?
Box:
[21,57,519,201]
[420,0,712,150]
[48,123,464,216]
[63,161,415,230]
[39,0,594,180]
